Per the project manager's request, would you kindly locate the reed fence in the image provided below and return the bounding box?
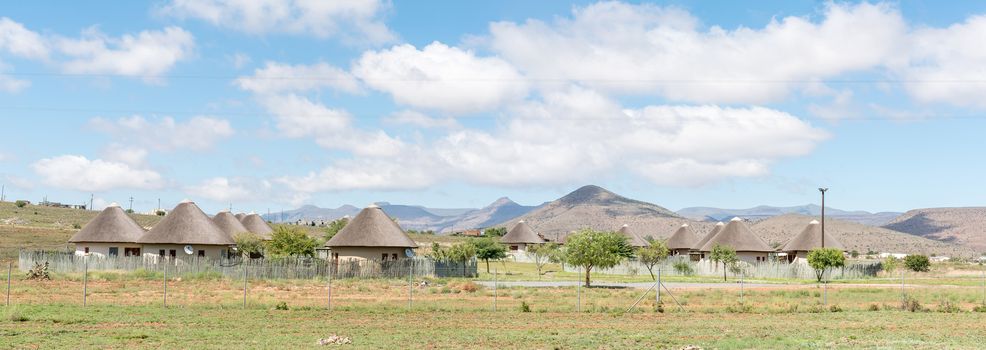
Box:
[564,256,881,280]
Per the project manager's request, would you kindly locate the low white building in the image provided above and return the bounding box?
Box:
[780,220,846,264]
[137,200,235,260]
[500,220,545,253]
[697,217,774,264]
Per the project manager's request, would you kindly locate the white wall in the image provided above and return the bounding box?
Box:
[73,243,143,258]
[141,244,231,260]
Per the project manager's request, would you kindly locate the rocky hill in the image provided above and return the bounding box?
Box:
[752,214,975,257]
[497,185,701,242]
[678,204,901,226]
[883,208,986,252]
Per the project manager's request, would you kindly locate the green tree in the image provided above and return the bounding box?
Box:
[266,226,318,258]
[448,242,477,276]
[637,240,669,280]
[807,248,846,282]
[484,227,507,237]
[709,244,738,282]
[882,256,899,274]
[427,242,451,262]
[526,243,562,279]
[903,255,931,272]
[563,229,633,287]
[321,217,349,242]
[14,200,27,208]
[233,232,265,258]
[470,237,508,273]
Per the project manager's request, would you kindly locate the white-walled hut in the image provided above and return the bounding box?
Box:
[689,222,724,261]
[68,203,145,257]
[666,223,700,256]
[324,204,418,262]
[780,220,846,263]
[699,217,773,264]
[241,212,274,240]
[501,220,545,252]
[212,210,250,239]
[138,199,235,260]
[616,224,651,248]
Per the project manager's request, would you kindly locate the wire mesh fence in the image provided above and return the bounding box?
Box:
[564,256,882,280]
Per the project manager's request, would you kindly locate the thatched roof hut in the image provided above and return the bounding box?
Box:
[325,204,417,248]
[699,217,772,252]
[616,224,650,247]
[666,223,700,251]
[138,200,234,245]
[501,220,545,244]
[241,212,274,239]
[69,203,145,243]
[212,210,250,238]
[691,222,724,251]
[781,220,845,252]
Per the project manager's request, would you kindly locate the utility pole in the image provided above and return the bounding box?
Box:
[1,184,5,202]
[89,194,93,211]
[129,196,134,212]
[157,198,161,211]
[818,188,828,248]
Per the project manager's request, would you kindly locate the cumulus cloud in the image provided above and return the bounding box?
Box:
[159,0,394,44]
[277,87,827,191]
[89,115,234,152]
[56,26,195,80]
[384,110,459,129]
[185,177,269,203]
[236,61,360,94]
[894,15,986,108]
[32,155,163,192]
[353,42,529,113]
[486,2,905,104]
[0,17,50,59]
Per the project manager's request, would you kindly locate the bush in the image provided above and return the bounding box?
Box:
[973,305,986,313]
[904,255,931,272]
[14,200,27,208]
[459,282,479,293]
[275,301,289,310]
[937,300,961,313]
[882,256,898,274]
[72,223,82,229]
[725,303,753,313]
[672,261,694,276]
[901,296,925,312]
[829,304,843,313]
[519,301,531,313]
[867,304,880,312]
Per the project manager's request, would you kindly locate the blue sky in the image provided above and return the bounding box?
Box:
[1,1,986,215]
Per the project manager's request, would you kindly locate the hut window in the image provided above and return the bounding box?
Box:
[392,253,398,260]
[124,248,140,256]
[510,245,518,251]
[84,247,89,254]
[169,250,176,258]
[159,249,165,256]
[198,250,205,257]
[381,253,388,261]
[108,247,119,256]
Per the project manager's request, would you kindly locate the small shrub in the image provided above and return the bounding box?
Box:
[6,308,28,322]
[725,303,753,313]
[806,305,825,313]
[672,261,694,276]
[936,300,961,313]
[14,200,27,208]
[519,301,531,313]
[459,282,479,293]
[867,304,880,312]
[72,223,82,229]
[901,296,925,312]
[829,304,843,313]
[275,301,289,310]
[972,305,986,313]
[904,255,931,272]
[653,301,665,313]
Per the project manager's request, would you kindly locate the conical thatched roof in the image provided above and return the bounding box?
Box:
[699,217,772,252]
[234,212,246,221]
[692,222,724,250]
[139,200,234,245]
[325,204,417,248]
[667,223,700,250]
[241,212,274,239]
[69,203,145,243]
[212,210,250,238]
[781,220,846,252]
[616,224,650,247]
[501,220,545,244]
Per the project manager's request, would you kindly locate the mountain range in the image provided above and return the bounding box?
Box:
[677,205,901,226]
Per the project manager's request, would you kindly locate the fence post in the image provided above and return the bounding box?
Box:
[326,261,332,310]
[163,262,168,308]
[242,264,248,309]
[493,266,498,312]
[900,269,905,307]
[407,260,413,310]
[576,266,581,313]
[83,255,88,307]
[740,272,744,304]
[656,268,661,305]
[5,261,10,307]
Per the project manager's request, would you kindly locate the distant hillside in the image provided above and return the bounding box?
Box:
[677,204,901,226]
[884,208,986,252]
[444,197,540,232]
[498,185,699,242]
[751,214,975,257]
[264,205,361,223]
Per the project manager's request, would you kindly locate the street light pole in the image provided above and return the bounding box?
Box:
[818,188,828,248]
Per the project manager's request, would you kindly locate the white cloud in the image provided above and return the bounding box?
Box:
[228,52,251,69]
[486,2,905,104]
[353,42,529,113]
[236,61,360,94]
[277,87,827,192]
[101,145,149,167]
[0,17,49,59]
[56,26,195,80]
[31,155,163,192]
[89,115,234,151]
[185,177,269,202]
[159,0,394,44]
[0,73,29,92]
[894,15,986,108]
[384,110,459,129]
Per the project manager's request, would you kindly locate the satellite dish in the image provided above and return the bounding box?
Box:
[404,248,415,258]
[183,245,194,255]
